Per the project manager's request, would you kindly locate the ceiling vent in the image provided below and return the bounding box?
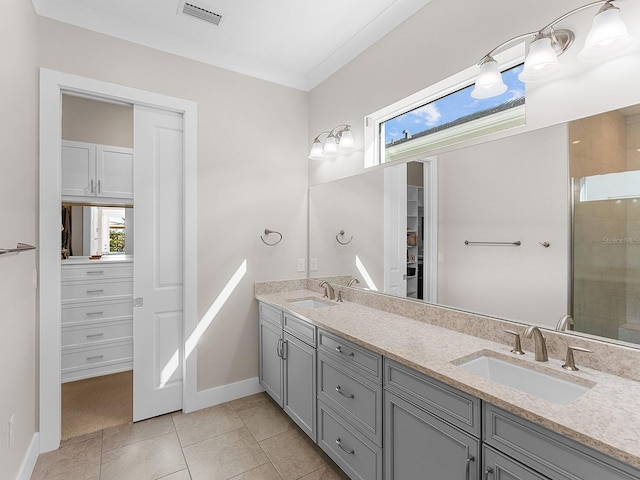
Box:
[182,2,223,25]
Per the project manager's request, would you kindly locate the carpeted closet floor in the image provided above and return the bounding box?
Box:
[61,370,133,440]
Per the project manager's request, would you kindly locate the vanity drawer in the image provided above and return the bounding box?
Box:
[484,404,640,480]
[317,401,382,480]
[62,340,133,381]
[259,302,282,327]
[61,299,133,325]
[284,313,316,347]
[384,358,480,437]
[483,445,549,480]
[62,319,132,348]
[318,329,381,381]
[318,352,382,444]
[61,278,133,303]
[61,262,133,281]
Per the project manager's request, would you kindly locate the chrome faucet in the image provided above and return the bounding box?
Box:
[523,325,548,362]
[347,278,360,287]
[555,314,574,332]
[319,281,335,300]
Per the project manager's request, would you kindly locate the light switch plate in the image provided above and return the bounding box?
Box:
[310,258,318,271]
[297,258,305,272]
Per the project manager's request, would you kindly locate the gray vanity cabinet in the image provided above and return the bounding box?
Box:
[282,330,316,439]
[483,445,549,480]
[483,404,640,480]
[316,329,383,480]
[258,302,317,440]
[258,303,283,405]
[384,359,481,480]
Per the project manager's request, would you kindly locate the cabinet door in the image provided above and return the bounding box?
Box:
[97,145,133,199]
[385,390,479,480]
[61,140,96,197]
[283,332,316,440]
[483,446,550,480]
[259,319,283,406]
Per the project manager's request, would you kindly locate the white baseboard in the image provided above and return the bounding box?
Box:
[16,432,39,480]
[192,377,264,411]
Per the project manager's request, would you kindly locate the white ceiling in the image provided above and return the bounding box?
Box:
[32,0,433,91]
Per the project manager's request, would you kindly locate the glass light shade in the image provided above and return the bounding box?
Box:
[518,36,562,82]
[308,140,324,160]
[470,59,508,99]
[324,134,338,153]
[578,7,633,62]
[338,128,354,148]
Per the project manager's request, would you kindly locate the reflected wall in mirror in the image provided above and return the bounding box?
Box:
[309,104,640,347]
[61,204,133,258]
[570,106,640,344]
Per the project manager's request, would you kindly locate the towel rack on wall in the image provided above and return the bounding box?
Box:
[0,243,36,256]
[464,240,521,246]
[261,229,283,246]
[336,230,353,245]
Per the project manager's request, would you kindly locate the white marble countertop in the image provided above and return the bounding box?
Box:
[257,289,640,470]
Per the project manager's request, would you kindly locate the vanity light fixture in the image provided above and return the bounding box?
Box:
[471,0,634,99]
[308,124,354,160]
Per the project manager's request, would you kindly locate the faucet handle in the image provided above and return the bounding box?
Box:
[503,329,525,355]
[337,291,344,303]
[562,346,592,371]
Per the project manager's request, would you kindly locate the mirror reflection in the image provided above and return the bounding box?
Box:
[309,105,640,346]
[61,204,133,258]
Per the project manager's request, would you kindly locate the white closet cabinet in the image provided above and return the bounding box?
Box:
[61,259,133,382]
[62,140,133,202]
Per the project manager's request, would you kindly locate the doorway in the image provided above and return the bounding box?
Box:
[39,68,198,453]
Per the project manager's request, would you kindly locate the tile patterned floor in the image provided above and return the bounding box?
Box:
[31,393,349,480]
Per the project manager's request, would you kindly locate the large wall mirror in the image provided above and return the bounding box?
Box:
[309,104,640,347]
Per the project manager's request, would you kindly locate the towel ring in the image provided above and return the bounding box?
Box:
[336,230,353,245]
[261,229,283,246]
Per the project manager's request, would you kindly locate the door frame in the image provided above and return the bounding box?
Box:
[38,68,198,453]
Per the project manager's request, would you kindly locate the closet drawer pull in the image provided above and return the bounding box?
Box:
[86,333,104,339]
[86,355,104,361]
[86,289,104,294]
[86,270,104,275]
[85,311,104,316]
[335,345,354,357]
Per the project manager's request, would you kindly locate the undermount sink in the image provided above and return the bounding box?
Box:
[287,297,335,309]
[455,352,594,405]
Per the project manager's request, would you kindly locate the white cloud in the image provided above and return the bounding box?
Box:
[411,104,441,126]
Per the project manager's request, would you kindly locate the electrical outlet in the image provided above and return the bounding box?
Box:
[297,258,305,273]
[8,415,15,448]
[310,258,318,272]
[438,252,444,263]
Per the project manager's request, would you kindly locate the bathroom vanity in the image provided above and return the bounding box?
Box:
[256,283,640,480]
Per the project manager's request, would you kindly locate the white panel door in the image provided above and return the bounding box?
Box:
[384,164,407,297]
[133,106,184,421]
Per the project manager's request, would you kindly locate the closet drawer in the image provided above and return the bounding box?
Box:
[318,352,382,444]
[318,401,382,480]
[61,278,133,303]
[384,358,480,437]
[62,319,132,348]
[318,329,381,381]
[61,262,133,281]
[62,340,133,373]
[61,299,133,325]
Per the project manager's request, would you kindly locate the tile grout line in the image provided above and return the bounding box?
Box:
[171,412,194,480]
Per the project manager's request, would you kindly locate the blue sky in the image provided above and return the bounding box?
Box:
[384,64,524,144]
